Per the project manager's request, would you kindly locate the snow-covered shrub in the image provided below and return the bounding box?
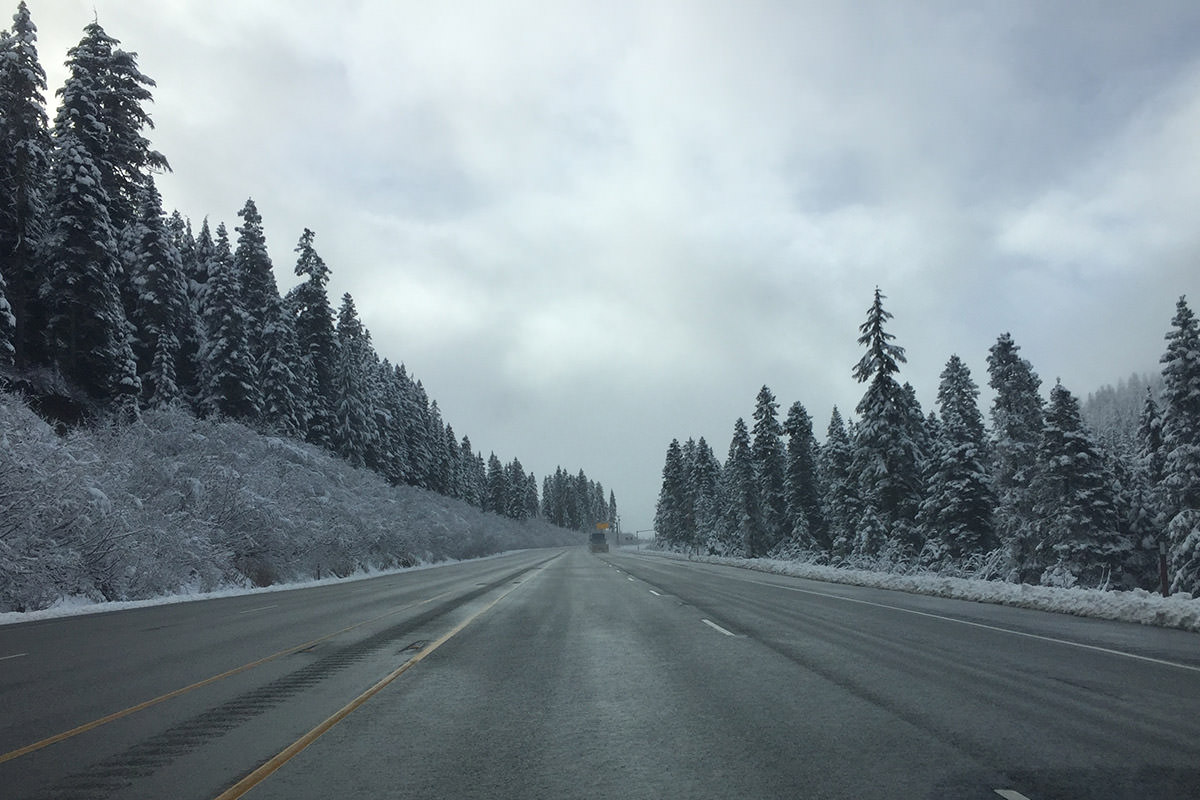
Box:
[0,391,577,612]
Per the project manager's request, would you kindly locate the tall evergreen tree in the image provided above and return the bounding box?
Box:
[287,228,338,448]
[820,407,857,557]
[371,360,410,485]
[0,2,51,368]
[0,257,13,367]
[654,438,688,549]
[783,400,825,552]
[82,23,167,235]
[678,437,699,548]
[987,332,1046,581]
[751,385,788,553]
[200,223,259,418]
[124,178,186,407]
[44,122,138,400]
[722,417,760,557]
[1031,381,1128,587]
[505,457,528,519]
[1159,296,1200,593]
[460,436,482,506]
[331,292,377,468]
[233,198,275,357]
[850,288,923,555]
[690,436,723,553]
[918,355,995,564]
[167,211,204,407]
[229,199,309,436]
[258,291,307,437]
[485,452,507,514]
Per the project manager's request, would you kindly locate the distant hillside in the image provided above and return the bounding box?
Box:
[0,391,578,613]
[1081,371,1164,455]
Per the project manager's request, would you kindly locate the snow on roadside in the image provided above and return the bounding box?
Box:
[0,550,528,628]
[637,549,1200,633]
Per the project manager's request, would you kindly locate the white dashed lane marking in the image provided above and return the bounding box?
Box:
[701,618,737,637]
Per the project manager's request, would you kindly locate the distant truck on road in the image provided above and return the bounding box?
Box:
[588,531,609,553]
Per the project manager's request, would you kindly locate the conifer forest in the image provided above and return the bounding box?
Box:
[655,286,1200,596]
[0,5,615,610]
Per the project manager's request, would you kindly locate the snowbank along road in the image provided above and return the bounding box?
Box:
[1,547,1198,799]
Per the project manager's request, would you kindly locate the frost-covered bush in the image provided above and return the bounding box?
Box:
[0,392,577,612]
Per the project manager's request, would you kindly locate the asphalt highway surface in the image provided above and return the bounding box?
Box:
[2,547,1198,799]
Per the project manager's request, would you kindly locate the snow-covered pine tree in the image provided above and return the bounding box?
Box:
[287,228,338,448]
[258,291,307,437]
[591,480,607,527]
[526,472,541,520]
[1129,388,1168,585]
[917,355,995,566]
[721,417,760,558]
[422,399,449,493]
[820,407,857,558]
[124,179,187,407]
[395,369,432,488]
[690,436,723,553]
[233,198,275,359]
[1158,296,1200,594]
[166,212,204,408]
[1030,381,1128,587]
[505,457,528,519]
[43,129,139,401]
[752,385,788,554]
[783,400,826,553]
[230,199,307,435]
[331,292,378,468]
[459,436,482,506]
[485,452,507,514]
[987,332,1045,582]
[0,2,51,369]
[654,438,688,549]
[678,437,699,549]
[369,360,409,485]
[84,23,168,236]
[850,288,923,556]
[200,222,260,418]
[0,260,13,367]
[442,424,462,500]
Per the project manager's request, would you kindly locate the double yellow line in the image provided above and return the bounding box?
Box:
[214,568,542,799]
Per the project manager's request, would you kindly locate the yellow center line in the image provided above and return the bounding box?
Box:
[0,589,455,765]
[213,554,559,800]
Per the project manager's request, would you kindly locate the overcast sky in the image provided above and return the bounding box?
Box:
[21,0,1200,533]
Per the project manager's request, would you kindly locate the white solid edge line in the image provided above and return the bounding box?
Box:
[744,578,1200,675]
[0,653,28,662]
[701,618,737,637]
[237,604,279,614]
[994,790,1033,800]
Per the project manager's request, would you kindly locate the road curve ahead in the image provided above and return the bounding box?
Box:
[2,548,1199,799]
